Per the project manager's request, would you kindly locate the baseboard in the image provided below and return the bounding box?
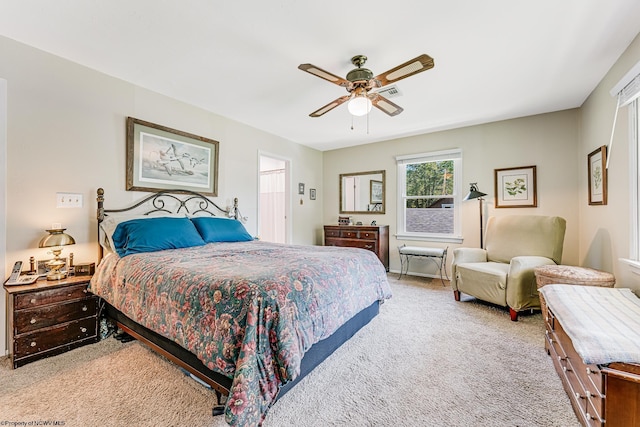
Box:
[390,269,445,280]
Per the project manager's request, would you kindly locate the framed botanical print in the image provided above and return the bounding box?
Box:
[494,165,537,208]
[588,146,607,205]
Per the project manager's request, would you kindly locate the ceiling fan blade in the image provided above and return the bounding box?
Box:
[309,95,350,117]
[370,93,404,116]
[373,54,434,87]
[298,63,350,88]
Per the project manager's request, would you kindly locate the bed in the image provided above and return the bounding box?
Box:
[89,188,392,426]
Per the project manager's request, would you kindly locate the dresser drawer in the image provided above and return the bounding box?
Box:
[14,317,97,358]
[340,229,359,239]
[325,229,340,238]
[326,237,377,253]
[14,297,97,334]
[15,283,90,310]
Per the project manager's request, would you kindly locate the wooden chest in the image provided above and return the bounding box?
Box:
[324,225,389,271]
[4,276,99,368]
[544,306,640,426]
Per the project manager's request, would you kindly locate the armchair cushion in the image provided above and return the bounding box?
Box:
[456,262,510,306]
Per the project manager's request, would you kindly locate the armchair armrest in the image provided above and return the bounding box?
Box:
[507,256,557,311]
[451,248,488,290]
[452,248,487,265]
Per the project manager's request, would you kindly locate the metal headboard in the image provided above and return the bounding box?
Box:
[96,187,239,260]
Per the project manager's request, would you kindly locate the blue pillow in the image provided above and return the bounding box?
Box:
[112,216,205,257]
[190,216,253,243]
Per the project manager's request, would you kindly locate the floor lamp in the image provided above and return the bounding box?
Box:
[464,183,487,248]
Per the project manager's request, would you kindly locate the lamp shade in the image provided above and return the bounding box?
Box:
[38,229,76,248]
[348,95,372,116]
[464,183,487,201]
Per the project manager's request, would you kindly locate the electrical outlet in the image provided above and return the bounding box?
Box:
[56,192,83,208]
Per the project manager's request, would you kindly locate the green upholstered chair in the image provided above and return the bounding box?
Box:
[451,215,566,321]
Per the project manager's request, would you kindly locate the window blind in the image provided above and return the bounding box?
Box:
[607,60,640,168]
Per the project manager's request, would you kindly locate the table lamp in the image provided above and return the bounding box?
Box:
[39,228,76,280]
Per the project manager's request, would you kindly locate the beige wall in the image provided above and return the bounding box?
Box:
[0,36,323,354]
[579,32,640,293]
[323,110,580,277]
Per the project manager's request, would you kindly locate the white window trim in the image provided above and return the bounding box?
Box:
[623,100,640,267]
[395,148,463,243]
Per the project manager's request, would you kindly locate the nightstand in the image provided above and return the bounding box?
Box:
[4,275,99,368]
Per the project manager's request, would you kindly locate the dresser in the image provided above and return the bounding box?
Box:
[4,275,99,368]
[324,225,389,271]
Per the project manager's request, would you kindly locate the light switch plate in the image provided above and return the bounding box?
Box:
[56,192,83,208]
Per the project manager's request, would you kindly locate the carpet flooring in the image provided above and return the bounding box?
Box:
[0,274,579,426]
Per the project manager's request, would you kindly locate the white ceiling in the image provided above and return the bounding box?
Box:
[1,1,639,151]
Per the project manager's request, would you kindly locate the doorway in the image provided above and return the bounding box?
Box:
[258,153,290,244]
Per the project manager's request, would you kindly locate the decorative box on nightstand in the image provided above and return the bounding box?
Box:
[4,275,98,368]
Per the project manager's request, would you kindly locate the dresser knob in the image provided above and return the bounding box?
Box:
[81,327,87,333]
[82,305,88,312]
[30,341,36,347]
[30,298,36,304]
[30,318,36,324]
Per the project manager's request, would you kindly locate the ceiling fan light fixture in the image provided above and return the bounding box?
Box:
[348,94,372,116]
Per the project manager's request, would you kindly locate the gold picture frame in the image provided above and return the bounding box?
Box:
[588,146,607,205]
[126,117,219,196]
[494,165,537,208]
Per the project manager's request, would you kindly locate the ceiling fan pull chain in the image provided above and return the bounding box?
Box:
[367,109,370,134]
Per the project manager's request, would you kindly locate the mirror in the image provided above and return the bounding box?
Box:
[339,170,385,214]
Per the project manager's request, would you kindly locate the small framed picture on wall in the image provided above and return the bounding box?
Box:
[588,145,607,205]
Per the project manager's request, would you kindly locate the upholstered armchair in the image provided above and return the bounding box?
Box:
[451,215,566,321]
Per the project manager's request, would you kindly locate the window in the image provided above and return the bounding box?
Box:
[611,60,640,267]
[396,149,462,242]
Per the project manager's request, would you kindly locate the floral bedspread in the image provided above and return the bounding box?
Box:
[89,240,392,426]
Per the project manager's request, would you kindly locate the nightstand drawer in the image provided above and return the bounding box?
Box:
[15,283,90,310]
[14,297,97,334]
[14,317,97,358]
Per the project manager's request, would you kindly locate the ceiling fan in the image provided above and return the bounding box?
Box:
[298,54,434,118]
